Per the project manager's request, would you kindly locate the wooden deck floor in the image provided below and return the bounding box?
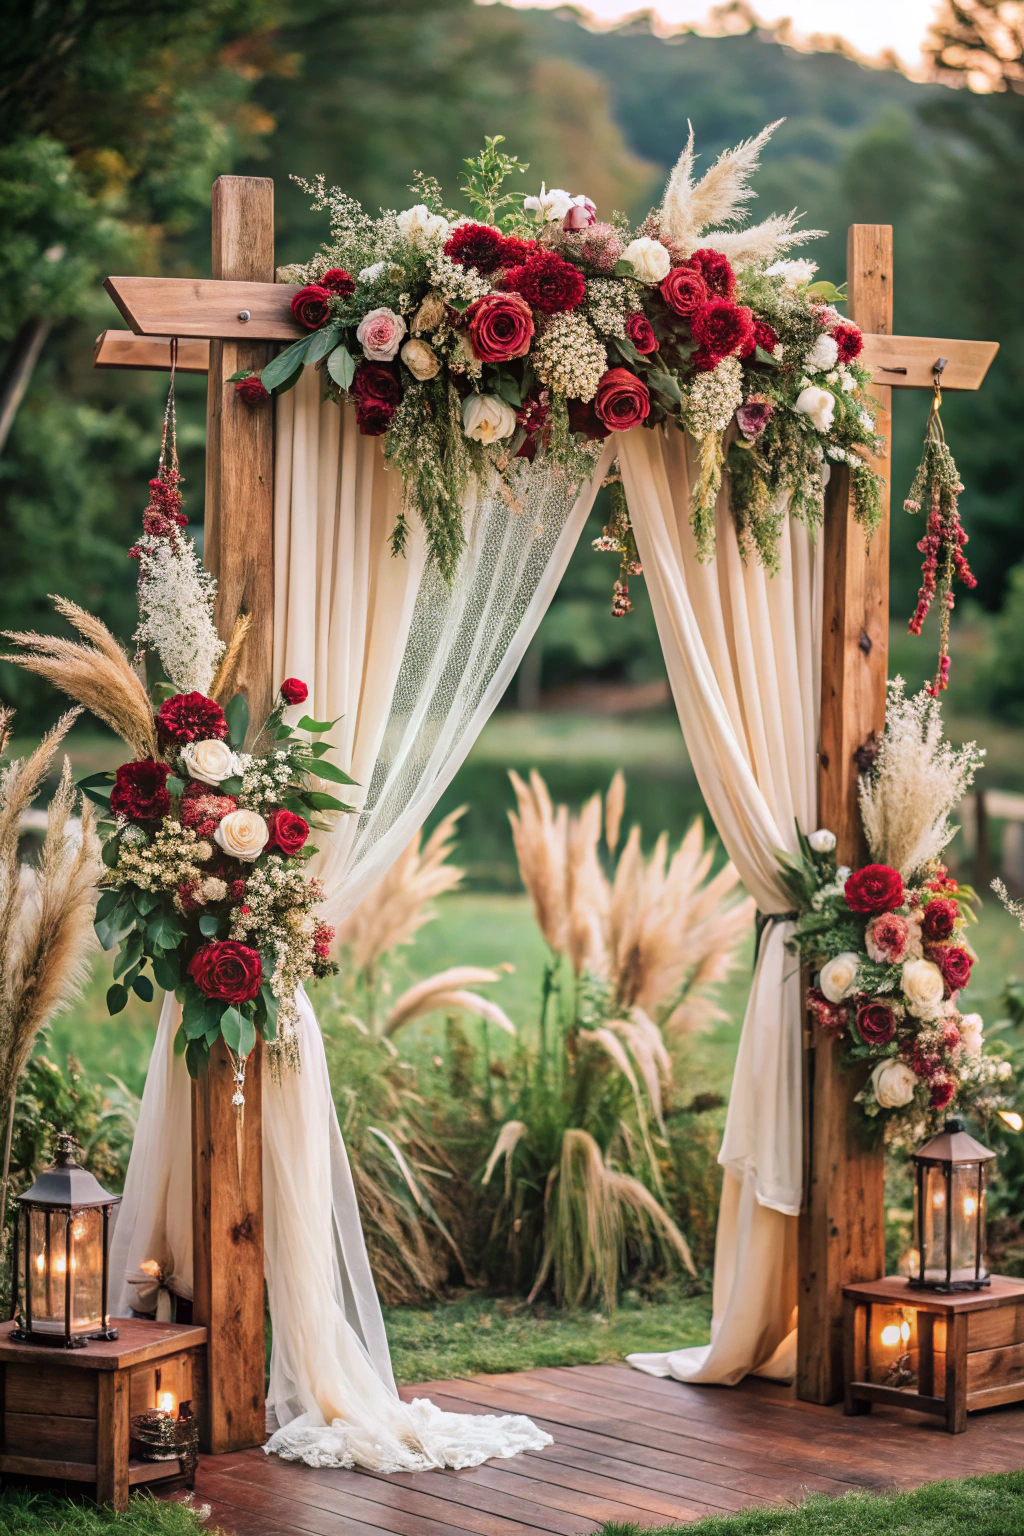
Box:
[181,1363,1024,1534]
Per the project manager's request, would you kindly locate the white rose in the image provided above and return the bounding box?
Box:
[794,385,836,433]
[214,809,269,863]
[523,183,573,223]
[804,333,839,373]
[462,393,517,445]
[820,951,860,1004]
[871,1058,918,1110]
[622,237,671,284]
[181,739,240,787]
[901,958,946,1019]
[396,204,449,245]
[401,338,440,380]
[808,828,836,854]
[960,1013,984,1060]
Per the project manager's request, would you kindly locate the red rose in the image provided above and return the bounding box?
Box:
[690,300,755,361]
[157,692,228,746]
[594,368,651,433]
[923,898,958,943]
[444,222,507,274]
[235,376,270,406]
[688,248,736,300]
[831,321,863,364]
[934,945,973,995]
[188,940,263,1005]
[625,312,658,354]
[844,864,905,914]
[351,363,401,407]
[110,759,171,825]
[567,396,610,441]
[321,268,355,297]
[355,402,393,435]
[807,987,848,1039]
[267,808,309,856]
[290,284,333,330]
[930,1074,955,1111]
[465,292,535,362]
[280,678,308,706]
[856,1000,897,1047]
[743,318,779,358]
[659,267,709,319]
[179,784,237,838]
[504,252,585,314]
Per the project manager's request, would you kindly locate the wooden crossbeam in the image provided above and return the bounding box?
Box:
[103,276,302,342]
[860,333,998,391]
[93,331,210,373]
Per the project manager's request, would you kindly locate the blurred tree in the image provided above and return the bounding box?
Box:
[926,1,1024,93]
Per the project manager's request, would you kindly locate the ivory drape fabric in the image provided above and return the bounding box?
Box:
[619,424,821,1386]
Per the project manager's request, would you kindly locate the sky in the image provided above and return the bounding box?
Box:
[495,0,942,72]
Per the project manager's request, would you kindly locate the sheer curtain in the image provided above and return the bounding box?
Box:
[110,367,613,1471]
[619,425,821,1387]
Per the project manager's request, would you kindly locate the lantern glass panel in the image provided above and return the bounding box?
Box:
[952,1162,988,1284]
[26,1205,103,1335]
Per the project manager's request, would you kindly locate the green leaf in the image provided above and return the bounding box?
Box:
[448,296,470,314]
[167,775,186,798]
[113,929,144,979]
[173,1025,187,1057]
[182,987,209,1039]
[153,955,179,991]
[612,259,636,277]
[220,1006,242,1053]
[611,335,643,366]
[150,681,176,705]
[306,320,343,365]
[300,757,356,786]
[95,903,134,951]
[76,771,114,792]
[101,837,120,869]
[184,1039,209,1079]
[238,1015,256,1060]
[147,911,186,952]
[326,344,356,391]
[219,775,244,796]
[95,889,120,921]
[132,974,154,1002]
[225,694,249,751]
[225,368,253,383]
[106,983,128,1016]
[753,345,779,367]
[646,369,682,404]
[134,888,159,915]
[806,280,845,302]
[262,335,313,393]
[258,984,279,1042]
[297,715,338,734]
[199,913,222,938]
[302,789,352,812]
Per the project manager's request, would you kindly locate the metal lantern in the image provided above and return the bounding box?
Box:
[9,1132,121,1347]
[909,1116,996,1292]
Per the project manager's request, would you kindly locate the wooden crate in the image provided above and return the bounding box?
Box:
[0,1317,207,1510]
[843,1274,1024,1432]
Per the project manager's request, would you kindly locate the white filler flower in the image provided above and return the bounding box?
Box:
[794,384,836,433]
[622,237,671,284]
[215,809,269,862]
[960,1013,984,1059]
[820,952,860,1004]
[462,394,517,444]
[181,739,240,787]
[871,1059,918,1109]
[396,204,449,245]
[901,958,946,1019]
[808,828,837,853]
[804,333,839,373]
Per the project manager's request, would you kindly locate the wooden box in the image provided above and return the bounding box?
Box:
[843,1274,1024,1432]
[0,1317,206,1510]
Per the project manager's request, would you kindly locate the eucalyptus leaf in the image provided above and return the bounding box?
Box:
[326,345,356,391]
[153,956,179,992]
[261,335,313,392]
[305,321,343,365]
[106,983,128,1016]
[184,1039,209,1079]
[198,913,222,938]
[95,889,120,922]
[220,1006,242,1054]
[132,974,154,1002]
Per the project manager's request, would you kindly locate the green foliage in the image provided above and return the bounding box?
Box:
[0,1487,210,1535]
[459,134,529,229]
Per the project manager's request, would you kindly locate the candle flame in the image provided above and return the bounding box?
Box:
[880,1324,901,1346]
[1000,1111,1023,1133]
[34,1253,45,1274]
[157,1391,175,1414]
[963,1195,978,1218]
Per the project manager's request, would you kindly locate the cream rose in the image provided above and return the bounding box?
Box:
[870,1058,918,1110]
[622,237,671,284]
[960,1012,984,1059]
[523,184,573,223]
[396,204,449,245]
[808,828,836,853]
[819,951,860,1004]
[462,393,517,445]
[214,808,269,863]
[181,738,240,787]
[901,957,946,1019]
[794,385,836,433]
[401,338,440,380]
[356,307,407,361]
[804,333,839,373]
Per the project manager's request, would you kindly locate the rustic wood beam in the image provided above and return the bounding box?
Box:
[797,224,892,1407]
[860,333,998,391]
[103,275,301,342]
[93,331,210,374]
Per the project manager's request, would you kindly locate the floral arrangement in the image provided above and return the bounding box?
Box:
[256,126,884,578]
[780,679,1011,1142]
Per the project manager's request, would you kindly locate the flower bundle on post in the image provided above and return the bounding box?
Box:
[262,124,883,579]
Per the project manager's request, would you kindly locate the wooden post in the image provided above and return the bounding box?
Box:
[191,175,274,1454]
[797,225,893,1405]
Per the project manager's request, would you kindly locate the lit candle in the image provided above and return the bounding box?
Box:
[1000,1111,1023,1132]
[963,1195,978,1219]
[880,1324,901,1347]
[157,1391,176,1415]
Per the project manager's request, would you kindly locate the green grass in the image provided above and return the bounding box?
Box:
[597,1472,1024,1535]
[383,1289,713,1385]
[0,1490,210,1535]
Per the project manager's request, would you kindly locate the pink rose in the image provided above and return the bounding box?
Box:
[594,368,650,433]
[465,292,535,362]
[865,912,910,965]
[355,307,407,362]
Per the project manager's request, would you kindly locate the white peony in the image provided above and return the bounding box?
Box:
[901,958,946,1019]
[523,183,573,223]
[808,828,837,853]
[181,739,240,787]
[462,393,517,445]
[214,808,269,863]
[820,951,860,1004]
[794,385,836,433]
[871,1058,918,1110]
[400,338,440,380]
[804,333,839,373]
[765,258,818,292]
[960,1012,984,1059]
[622,237,671,284]
[396,204,449,245]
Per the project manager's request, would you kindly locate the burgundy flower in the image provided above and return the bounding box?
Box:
[625,312,658,354]
[743,318,780,358]
[735,396,773,441]
[688,248,736,300]
[515,391,550,458]
[933,945,973,996]
[856,1000,897,1047]
[355,402,394,436]
[110,759,171,825]
[188,940,263,1005]
[267,808,309,856]
[572,223,623,274]
[465,292,535,362]
[229,878,247,903]
[157,692,228,746]
[290,284,333,330]
[280,678,308,706]
[235,376,270,406]
[831,321,863,364]
[844,864,905,914]
[179,784,237,838]
[444,222,507,274]
[942,1019,963,1051]
[807,986,848,1039]
[690,300,755,362]
[350,363,401,407]
[930,1074,955,1111]
[321,268,356,297]
[504,252,585,314]
[567,396,611,441]
[865,912,910,965]
[659,266,710,319]
[922,897,958,943]
[594,368,651,433]
[498,234,538,268]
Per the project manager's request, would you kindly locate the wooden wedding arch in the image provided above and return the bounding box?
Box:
[94,176,998,1450]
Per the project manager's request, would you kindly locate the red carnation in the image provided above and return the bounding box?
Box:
[188,940,263,1005]
[923,898,959,943]
[235,376,270,406]
[229,879,247,903]
[351,363,401,407]
[807,987,848,1039]
[290,284,333,330]
[625,312,658,354]
[844,864,905,914]
[504,251,585,314]
[499,234,538,268]
[659,267,709,319]
[321,268,356,297]
[444,222,507,275]
[594,368,651,433]
[831,321,863,364]
[354,402,394,436]
[567,397,610,441]
[465,292,535,362]
[280,678,308,706]
[934,945,973,996]
[267,808,309,856]
[515,390,551,458]
[110,759,171,825]
[856,1000,897,1048]
[688,248,736,300]
[157,692,228,747]
[179,784,237,838]
[930,1074,955,1111]
[744,318,779,358]
[690,300,755,362]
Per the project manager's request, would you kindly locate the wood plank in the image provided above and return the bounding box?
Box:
[129,1348,195,1416]
[0,1317,206,1369]
[385,1459,688,1529]
[966,1379,1024,1411]
[187,1491,333,1536]
[96,1369,130,1510]
[799,223,893,1408]
[860,333,998,391]
[4,1361,97,1415]
[847,1383,946,1415]
[93,330,210,373]
[843,1274,1024,1310]
[966,1340,1024,1394]
[0,1453,97,1482]
[103,276,302,341]
[3,1410,96,1461]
